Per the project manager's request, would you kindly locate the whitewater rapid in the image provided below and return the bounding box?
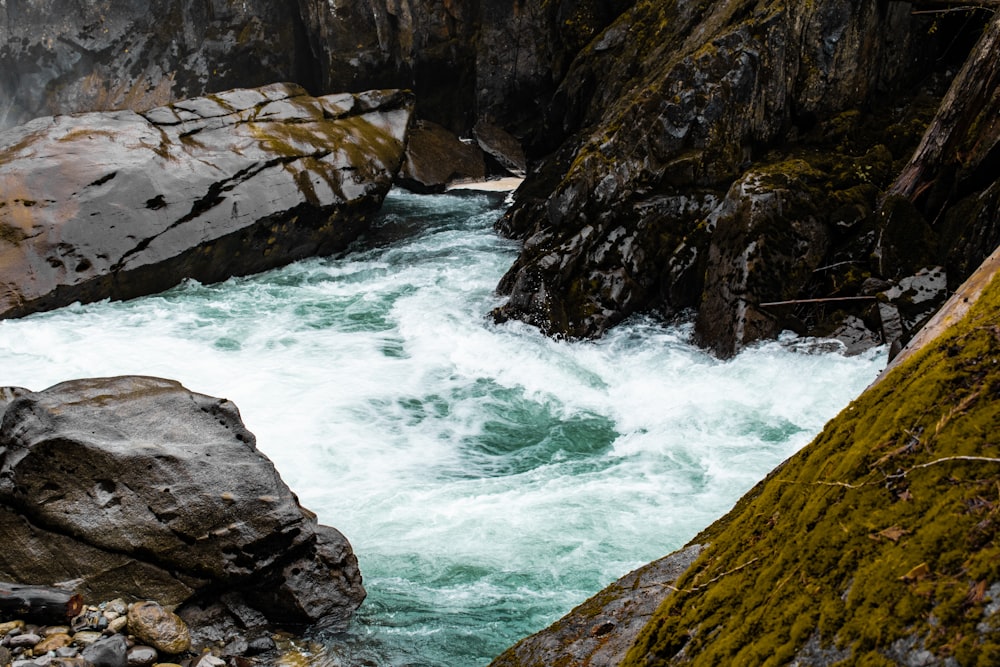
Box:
[0,190,885,665]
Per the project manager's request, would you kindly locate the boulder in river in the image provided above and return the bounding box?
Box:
[0,82,413,321]
[0,375,365,630]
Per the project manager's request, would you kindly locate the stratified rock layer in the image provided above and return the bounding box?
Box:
[0,376,365,627]
[0,83,413,320]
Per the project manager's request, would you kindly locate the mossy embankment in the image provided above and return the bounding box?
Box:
[624,276,1000,665]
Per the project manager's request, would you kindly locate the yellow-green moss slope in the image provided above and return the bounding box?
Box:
[624,275,1000,665]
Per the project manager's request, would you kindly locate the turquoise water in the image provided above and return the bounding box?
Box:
[0,190,886,666]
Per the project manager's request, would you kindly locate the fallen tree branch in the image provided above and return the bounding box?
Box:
[758,296,876,307]
[665,557,762,593]
[0,582,83,622]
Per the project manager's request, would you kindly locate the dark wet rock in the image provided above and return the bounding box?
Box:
[694,168,830,357]
[0,0,312,130]
[876,266,948,358]
[0,82,413,321]
[80,634,127,667]
[0,376,366,628]
[489,545,703,666]
[473,121,527,177]
[7,633,41,649]
[126,602,189,655]
[242,525,364,632]
[124,646,157,667]
[491,0,996,355]
[245,635,276,656]
[396,120,485,193]
[828,316,880,357]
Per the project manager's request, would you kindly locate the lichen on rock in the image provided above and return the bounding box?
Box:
[622,272,1000,665]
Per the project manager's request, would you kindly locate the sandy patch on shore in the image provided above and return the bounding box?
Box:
[446,176,524,192]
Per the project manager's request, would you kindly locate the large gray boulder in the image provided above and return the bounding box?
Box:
[0,376,365,628]
[0,82,413,320]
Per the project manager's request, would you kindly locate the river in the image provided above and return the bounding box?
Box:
[0,189,885,666]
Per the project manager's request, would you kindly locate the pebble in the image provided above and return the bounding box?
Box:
[7,633,41,649]
[40,628,70,638]
[0,622,24,636]
[125,645,157,667]
[0,597,287,667]
[69,631,103,646]
[34,634,72,653]
[107,617,128,635]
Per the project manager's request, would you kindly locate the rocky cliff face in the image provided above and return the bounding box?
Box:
[0,83,412,320]
[493,0,998,357]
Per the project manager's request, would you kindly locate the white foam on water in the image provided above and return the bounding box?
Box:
[0,190,887,665]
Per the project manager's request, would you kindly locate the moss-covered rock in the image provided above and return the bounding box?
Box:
[623,269,1000,665]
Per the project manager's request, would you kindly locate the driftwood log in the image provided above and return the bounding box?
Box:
[0,582,83,623]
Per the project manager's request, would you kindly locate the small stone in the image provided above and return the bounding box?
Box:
[80,634,127,667]
[125,645,158,667]
[71,610,104,633]
[54,646,78,658]
[35,633,73,652]
[126,602,190,655]
[12,659,43,667]
[106,600,128,616]
[107,616,128,635]
[50,659,92,666]
[191,654,225,667]
[245,636,275,656]
[41,627,71,638]
[0,620,25,636]
[9,633,42,649]
[70,631,103,646]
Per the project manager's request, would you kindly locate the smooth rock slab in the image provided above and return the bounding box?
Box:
[0,82,413,320]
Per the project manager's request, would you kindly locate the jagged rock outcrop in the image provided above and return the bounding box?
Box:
[491,238,1000,667]
[0,0,314,130]
[0,82,413,320]
[492,0,996,357]
[0,375,365,630]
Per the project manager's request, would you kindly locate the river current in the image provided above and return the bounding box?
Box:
[0,190,885,666]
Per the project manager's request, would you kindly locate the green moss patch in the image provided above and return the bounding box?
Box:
[625,275,1000,665]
